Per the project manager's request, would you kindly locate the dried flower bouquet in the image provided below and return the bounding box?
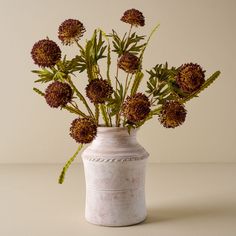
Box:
[31,9,220,183]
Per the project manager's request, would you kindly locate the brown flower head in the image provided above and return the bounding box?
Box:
[159,101,187,128]
[122,93,150,122]
[58,19,86,45]
[70,118,97,144]
[118,52,140,74]
[31,39,61,67]
[175,63,205,94]
[45,81,73,108]
[86,79,113,104]
[121,9,145,27]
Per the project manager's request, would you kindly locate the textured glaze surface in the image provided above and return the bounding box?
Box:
[82,127,149,226]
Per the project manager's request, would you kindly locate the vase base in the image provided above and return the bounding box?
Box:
[85,215,147,227]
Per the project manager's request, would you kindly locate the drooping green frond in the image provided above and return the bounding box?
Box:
[58,144,83,184]
[182,71,221,103]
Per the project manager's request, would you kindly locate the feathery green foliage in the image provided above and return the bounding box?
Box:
[110,30,146,56]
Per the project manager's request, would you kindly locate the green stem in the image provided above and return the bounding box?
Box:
[127,25,133,38]
[123,74,133,100]
[64,105,87,117]
[95,104,100,125]
[75,40,85,52]
[68,101,87,117]
[67,77,95,119]
[115,59,119,126]
[138,23,160,69]
[99,29,111,84]
[107,107,112,127]
[124,73,129,94]
[115,59,119,91]
[100,104,110,126]
[151,106,162,115]
[58,144,83,184]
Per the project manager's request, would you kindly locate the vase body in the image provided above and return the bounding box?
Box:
[82,127,149,226]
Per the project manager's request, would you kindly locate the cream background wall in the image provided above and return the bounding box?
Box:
[0,0,235,163]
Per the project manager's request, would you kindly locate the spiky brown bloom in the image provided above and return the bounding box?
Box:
[175,63,205,94]
[70,118,97,144]
[45,81,73,108]
[86,79,113,104]
[159,101,187,128]
[118,52,140,74]
[121,9,145,27]
[122,93,150,122]
[58,19,86,45]
[31,39,61,67]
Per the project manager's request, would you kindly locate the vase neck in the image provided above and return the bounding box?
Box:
[82,127,149,160]
[93,127,137,145]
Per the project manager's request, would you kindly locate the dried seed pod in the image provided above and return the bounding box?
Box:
[175,63,205,94]
[121,9,145,27]
[122,93,150,122]
[118,52,140,74]
[31,39,61,67]
[70,118,97,144]
[86,79,113,104]
[58,19,86,45]
[159,101,187,128]
[45,81,73,108]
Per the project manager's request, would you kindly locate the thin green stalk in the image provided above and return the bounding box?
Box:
[95,104,100,125]
[107,107,113,127]
[100,104,110,126]
[58,144,83,184]
[68,102,87,117]
[127,25,133,38]
[67,77,95,119]
[122,74,133,126]
[75,40,85,53]
[64,105,87,117]
[151,106,162,115]
[123,74,133,100]
[115,59,119,126]
[138,23,160,68]
[99,28,111,84]
[115,59,119,91]
[123,73,129,98]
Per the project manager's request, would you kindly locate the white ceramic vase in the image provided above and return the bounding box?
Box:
[82,127,149,226]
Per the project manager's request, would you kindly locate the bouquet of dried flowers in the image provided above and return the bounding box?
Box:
[31,9,220,183]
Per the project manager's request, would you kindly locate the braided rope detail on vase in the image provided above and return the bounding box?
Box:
[82,155,148,163]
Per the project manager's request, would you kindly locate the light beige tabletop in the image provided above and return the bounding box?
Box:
[0,163,236,236]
